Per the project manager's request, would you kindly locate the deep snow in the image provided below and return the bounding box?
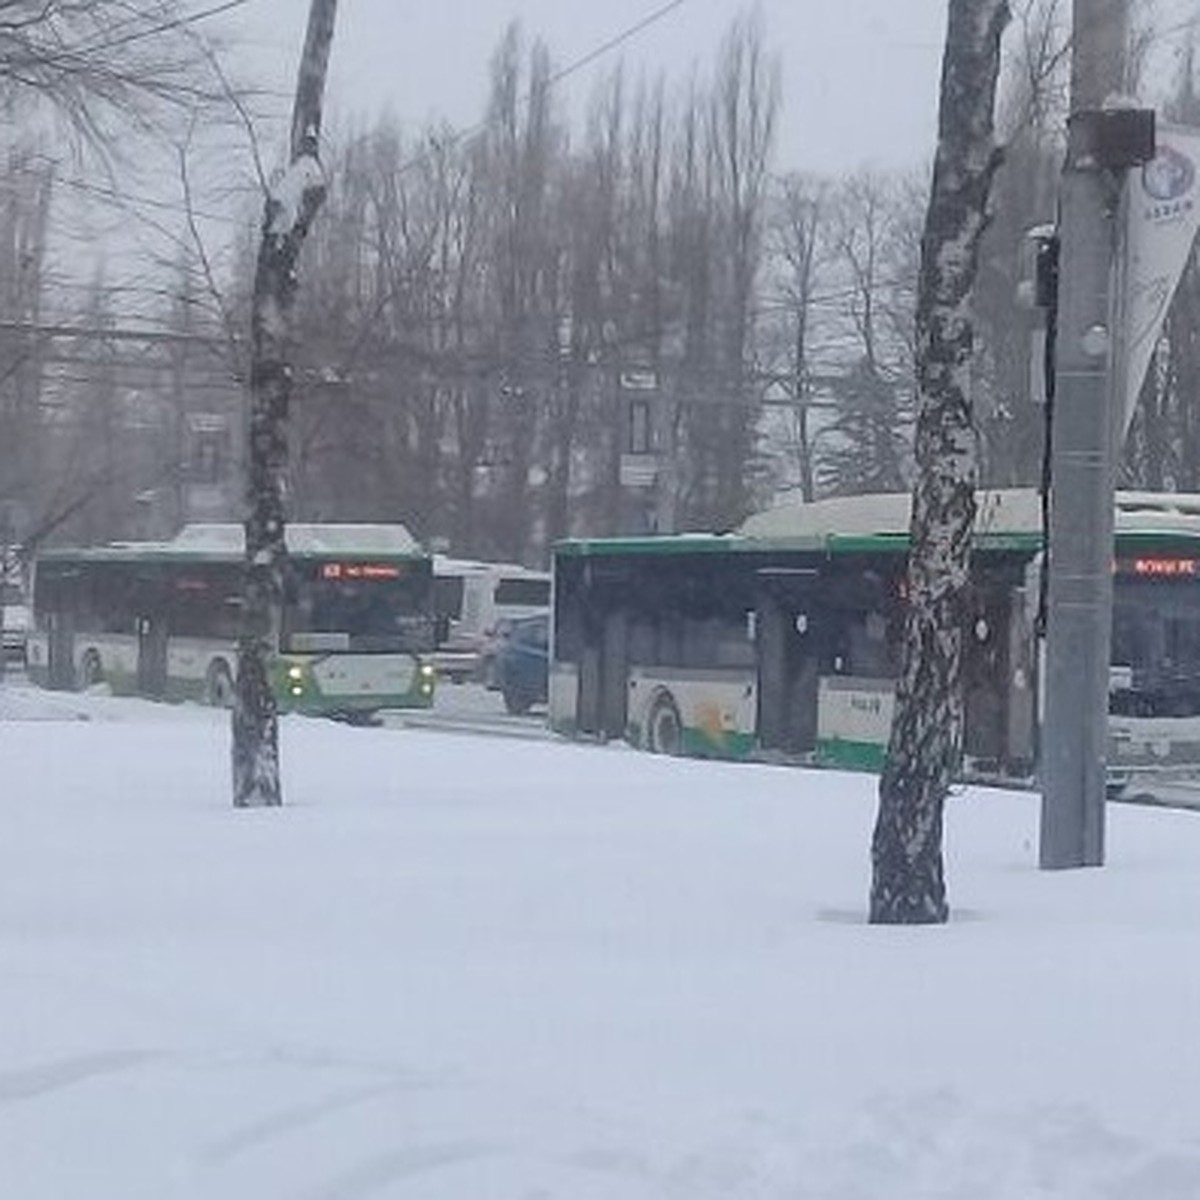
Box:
[2,681,1200,1198]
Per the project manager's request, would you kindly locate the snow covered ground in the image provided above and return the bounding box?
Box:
[3,681,1200,1199]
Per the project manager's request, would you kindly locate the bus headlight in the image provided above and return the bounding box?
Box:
[287,665,304,681]
[420,663,435,679]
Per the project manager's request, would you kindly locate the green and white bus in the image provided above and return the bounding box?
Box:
[551,489,1200,789]
[27,523,437,717]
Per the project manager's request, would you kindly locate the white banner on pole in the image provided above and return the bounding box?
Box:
[1122,124,1200,438]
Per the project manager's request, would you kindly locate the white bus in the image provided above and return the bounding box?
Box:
[432,555,550,683]
[550,489,1200,791]
[27,523,437,717]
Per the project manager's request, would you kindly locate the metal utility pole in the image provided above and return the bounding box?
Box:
[1040,0,1135,868]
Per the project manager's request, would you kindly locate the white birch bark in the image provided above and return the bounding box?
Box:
[232,0,337,808]
[869,0,1010,922]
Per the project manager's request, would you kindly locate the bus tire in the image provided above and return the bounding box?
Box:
[205,659,234,708]
[78,648,103,690]
[646,690,683,755]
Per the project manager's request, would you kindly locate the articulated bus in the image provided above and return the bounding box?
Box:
[550,490,1200,790]
[27,523,437,717]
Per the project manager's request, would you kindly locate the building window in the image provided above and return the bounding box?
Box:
[628,398,652,455]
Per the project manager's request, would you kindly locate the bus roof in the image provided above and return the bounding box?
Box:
[433,554,548,579]
[555,489,1200,559]
[38,522,426,563]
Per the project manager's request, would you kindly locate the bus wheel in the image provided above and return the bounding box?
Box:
[206,660,234,708]
[646,690,683,755]
[78,649,103,690]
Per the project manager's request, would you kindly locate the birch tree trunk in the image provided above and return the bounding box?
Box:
[232,0,338,808]
[869,0,1009,923]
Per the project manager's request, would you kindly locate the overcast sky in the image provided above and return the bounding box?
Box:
[220,0,952,176]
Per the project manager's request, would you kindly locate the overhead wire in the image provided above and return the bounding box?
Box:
[391,0,690,181]
[6,0,255,67]
[13,0,699,349]
[13,0,692,253]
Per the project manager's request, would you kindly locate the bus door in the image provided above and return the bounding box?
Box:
[576,602,628,741]
[47,610,76,690]
[136,614,169,699]
[577,608,603,737]
[599,608,629,739]
[963,582,1036,777]
[971,583,1036,774]
[755,568,821,756]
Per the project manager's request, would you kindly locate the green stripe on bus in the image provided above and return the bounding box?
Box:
[815,737,888,773]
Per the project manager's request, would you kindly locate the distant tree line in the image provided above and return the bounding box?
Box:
[3,2,1200,565]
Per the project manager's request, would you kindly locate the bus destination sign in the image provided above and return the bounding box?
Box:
[320,562,404,581]
[1117,557,1200,577]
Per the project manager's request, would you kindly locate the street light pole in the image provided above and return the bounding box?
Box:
[1039,0,1131,869]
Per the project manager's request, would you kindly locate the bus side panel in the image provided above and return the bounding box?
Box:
[548,662,578,734]
[60,633,140,694]
[626,667,757,759]
[166,638,238,704]
[815,676,895,772]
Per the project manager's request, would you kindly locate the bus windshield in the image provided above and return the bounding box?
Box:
[287,563,434,653]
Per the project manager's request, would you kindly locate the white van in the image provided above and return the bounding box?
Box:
[432,556,550,683]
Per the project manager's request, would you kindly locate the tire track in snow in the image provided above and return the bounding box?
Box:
[0,1050,158,1103]
[292,1141,498,1200]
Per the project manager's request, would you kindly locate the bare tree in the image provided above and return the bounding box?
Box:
[702,14,778,524]
[656,15,779,531]
[0,136,52,535]
[232,0,337,809]
[477,26,563,561]
[974,0,1066,486]
[870,0,1010,925]
[766,173,826,501]
[819,171,920,497]
[0,0,235,142]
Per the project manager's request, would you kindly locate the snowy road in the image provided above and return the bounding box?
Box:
[8,671,1200,806]
[386,681,552,741]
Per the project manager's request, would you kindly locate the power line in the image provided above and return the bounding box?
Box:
[545,0,688,91]
[11,0,692,249]
[0,320,230,347]
[10,0,254,68]
[5,160,246,227]
[394,0,690,180]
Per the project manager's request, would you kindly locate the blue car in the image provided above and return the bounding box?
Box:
[496,612,549,715]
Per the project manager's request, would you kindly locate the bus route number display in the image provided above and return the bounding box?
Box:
[320,562,404,581]
[1118,557,1199,577]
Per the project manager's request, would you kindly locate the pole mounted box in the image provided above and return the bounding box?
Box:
[1032,230,1060,309]
[1067,108,1156,170]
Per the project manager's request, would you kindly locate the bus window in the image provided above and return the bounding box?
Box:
[494,576,550,608]
[290,569,434,653]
